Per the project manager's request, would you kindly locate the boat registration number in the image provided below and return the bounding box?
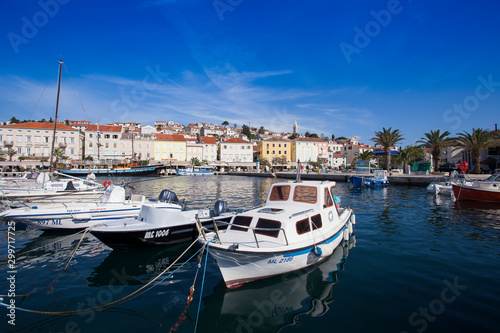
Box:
[267,257,293,264]
[37,219,62,226]
[144,229,170,239]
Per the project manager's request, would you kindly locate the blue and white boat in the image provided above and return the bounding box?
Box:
[350,170,389,187]
[175,166,214,176]
[197,179,355,289]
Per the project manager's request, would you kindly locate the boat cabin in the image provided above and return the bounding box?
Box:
[221,181,344,248]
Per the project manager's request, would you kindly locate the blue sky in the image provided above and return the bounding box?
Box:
[1,0,499,147]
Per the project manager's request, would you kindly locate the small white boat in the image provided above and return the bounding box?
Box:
[0,186,181,230]
[175,166,214,176]
[197,179,355,289]
[90,197,234,249]
[0,171,105,203]
[426,176,453,195]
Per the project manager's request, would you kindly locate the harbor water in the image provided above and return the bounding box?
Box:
[1,175,499,332]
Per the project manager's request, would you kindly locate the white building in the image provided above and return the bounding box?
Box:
[0,122,80,161]
[200,136,218,162]
[291,138,319,163]
[84,124,123,162]
[219,138,253,162]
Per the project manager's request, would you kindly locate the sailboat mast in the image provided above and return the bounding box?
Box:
[49,59,63,172]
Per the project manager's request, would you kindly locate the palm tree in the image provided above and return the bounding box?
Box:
[371,127,405,171]
[453,128,500,174]
[417,129,453,171]
[355,150,374,161]
[6,149,17,161]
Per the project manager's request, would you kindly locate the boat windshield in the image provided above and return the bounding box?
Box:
[269,185,291,201]
[293,186,317,204]
[485,174,500,182]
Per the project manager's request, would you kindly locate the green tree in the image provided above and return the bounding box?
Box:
[453,128,500,174]
[222,121,229,127]
[242,124,255,140]
[6,149,17,161]
[417,129,453,171]
[258,126,265,134]
[355,150,374,162]
[9,117,20,124]
[190,157,201,166]
[371,127,405,171]
[336,136,347,141]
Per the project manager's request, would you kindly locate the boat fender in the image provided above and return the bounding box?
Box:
[348,222,353,235]
[351,214,356,225]
[343,228,349,241]
[312,246,322,257]
[103,180,111,187]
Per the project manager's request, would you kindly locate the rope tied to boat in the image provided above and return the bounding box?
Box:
[168,246,205,332]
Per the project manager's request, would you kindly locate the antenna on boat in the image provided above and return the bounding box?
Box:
[49,59,64,173]
[296,160,302,182]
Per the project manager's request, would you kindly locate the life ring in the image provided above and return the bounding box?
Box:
[459,161,468,174]
[103,180,111,187]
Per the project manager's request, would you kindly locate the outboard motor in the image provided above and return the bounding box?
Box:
[65,181,76,191]
[213,200,228,217]
[158,189,179,204]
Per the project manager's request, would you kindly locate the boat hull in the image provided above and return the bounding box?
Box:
[204,223,350,289]
[59,167,161,177]
[350,176,388,187]
[175,170,214,176]
[452,184,500,202]
[91,215,232,249]
[2,206,141,230]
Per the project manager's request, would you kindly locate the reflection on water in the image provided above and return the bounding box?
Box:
[198,238,356,333]
[1,176,500,333]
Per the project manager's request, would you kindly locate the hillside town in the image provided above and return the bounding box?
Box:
[0,118,497,173]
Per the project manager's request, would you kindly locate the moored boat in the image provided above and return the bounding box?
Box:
[350,170,389,187]
[197,179,355,289]
[452,173,500,202]
[175,166,214,176]
[0,185,149,230]
[90,197,233,249]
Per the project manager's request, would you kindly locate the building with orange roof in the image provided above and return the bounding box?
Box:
[219,138,253,162]
[154,134,187,161]
[257,138,292,165]
[84,124,123,162]
[199,136,218,161]
[0,122,81,161]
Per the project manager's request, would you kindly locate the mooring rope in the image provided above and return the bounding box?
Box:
[0,237,206,315]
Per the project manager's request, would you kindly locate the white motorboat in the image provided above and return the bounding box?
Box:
[0,175,105,203]
[0,186,182,230]
[426,176,453,195]
[90,198,234,249]
[197,179,355,289]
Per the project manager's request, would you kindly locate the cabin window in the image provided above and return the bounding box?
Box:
[230,216,252,232]
[293,186,317,204]
[324,188,333,207]
[255,218,281,238]
[296,218,311,235]
[269,185,291,201]
[311,214,322,230]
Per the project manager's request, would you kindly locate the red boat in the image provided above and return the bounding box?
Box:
[452,173,500,202]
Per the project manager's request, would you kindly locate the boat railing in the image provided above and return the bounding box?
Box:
[288,208,314,219]
[197,218,289,248]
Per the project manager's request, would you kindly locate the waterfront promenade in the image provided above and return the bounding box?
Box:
[224,170,490,186]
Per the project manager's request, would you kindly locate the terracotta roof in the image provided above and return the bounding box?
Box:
[262,138,291,142]
[86,124,122,132]
[200,136,217,144]
[1,121,76,131]
[293,137,318,142]
[332,154,344,158]
[155,134,186,142]
[312,138,327,143]
[224,138,249,143]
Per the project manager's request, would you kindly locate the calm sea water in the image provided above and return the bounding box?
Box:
[1,175,499,333]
